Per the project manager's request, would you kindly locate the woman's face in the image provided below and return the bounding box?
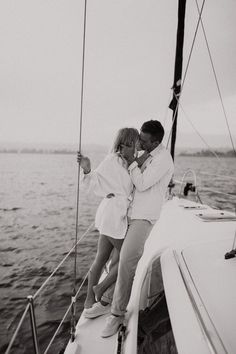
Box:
[120,137,139,157]
[135,137,142,151]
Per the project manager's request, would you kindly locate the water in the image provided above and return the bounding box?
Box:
[0,152,235,353]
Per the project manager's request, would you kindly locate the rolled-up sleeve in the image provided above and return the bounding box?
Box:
[128,154,172,192]
[80,170,105,197]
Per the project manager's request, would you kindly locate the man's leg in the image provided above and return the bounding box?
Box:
[101,219,153,337]
[111,219,153,316]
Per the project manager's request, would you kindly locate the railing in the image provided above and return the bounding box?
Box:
[174,169,236,201]
[5,221,95,354]
[173,169,236,212]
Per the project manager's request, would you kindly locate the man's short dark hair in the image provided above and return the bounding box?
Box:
[141,120,164,143]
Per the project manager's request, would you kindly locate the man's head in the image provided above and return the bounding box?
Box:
[139,120,164,152]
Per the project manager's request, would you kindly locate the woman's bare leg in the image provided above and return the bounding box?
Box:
[93,248,119,301]
[93,237,123,302]
[84,234,114,309]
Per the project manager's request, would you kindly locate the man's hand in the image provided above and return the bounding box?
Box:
[120,144,136,166]
[77,152,91,174]
[136,151,151,167]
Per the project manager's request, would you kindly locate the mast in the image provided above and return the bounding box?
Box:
[169,0,187,161]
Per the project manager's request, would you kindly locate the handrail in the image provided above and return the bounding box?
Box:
[5,221,95,354]
[178,169,197,196]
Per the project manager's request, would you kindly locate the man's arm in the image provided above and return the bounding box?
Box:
[120,145,150,167]
[129,153,173,192]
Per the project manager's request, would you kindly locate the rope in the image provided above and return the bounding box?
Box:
[163,90,173,128]
[173,91,221,161]
[166,0,206,149]
[72,0,88,334]
[194,0,236,156]
[74,0,88,290]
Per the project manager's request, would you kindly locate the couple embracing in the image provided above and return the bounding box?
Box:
[77,120,174,338]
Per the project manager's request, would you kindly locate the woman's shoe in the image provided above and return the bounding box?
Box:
[84,302,111,319]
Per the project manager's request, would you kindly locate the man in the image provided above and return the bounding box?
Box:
[85,120,174,337]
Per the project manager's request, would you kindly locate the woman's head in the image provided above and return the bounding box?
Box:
[112,127,140,153]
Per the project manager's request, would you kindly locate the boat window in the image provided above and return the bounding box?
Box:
[137,256,178,354]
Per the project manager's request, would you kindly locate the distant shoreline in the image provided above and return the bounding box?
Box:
[0,148,235,157]
[179,149,235,157]
[0,149,76,155]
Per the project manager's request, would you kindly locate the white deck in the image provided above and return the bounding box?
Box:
[65,197,236,354]
[65,312,117,354]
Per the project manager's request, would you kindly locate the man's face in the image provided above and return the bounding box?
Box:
[139,131,157,152]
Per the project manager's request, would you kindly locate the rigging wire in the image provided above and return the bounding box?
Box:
[194,0,236,156]
[173,91,221,161]
[162,89,173,128]
[166,0,206,148]
[71,0,88,341]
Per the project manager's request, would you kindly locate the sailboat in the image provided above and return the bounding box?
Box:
[64,1,236,354]
[4,1,236,354]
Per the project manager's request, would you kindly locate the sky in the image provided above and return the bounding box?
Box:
[0,0,235,149]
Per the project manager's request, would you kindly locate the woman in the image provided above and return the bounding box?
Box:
[77,128,140,315]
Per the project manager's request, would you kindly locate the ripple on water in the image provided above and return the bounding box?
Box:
[0,207,22,212]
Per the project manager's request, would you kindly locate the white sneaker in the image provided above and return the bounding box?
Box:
[101,314,124,338]
[84,302,111,319]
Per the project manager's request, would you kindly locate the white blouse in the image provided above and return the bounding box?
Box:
[81,153,133,239]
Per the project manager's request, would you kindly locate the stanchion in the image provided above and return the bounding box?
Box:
[27,295,40,354]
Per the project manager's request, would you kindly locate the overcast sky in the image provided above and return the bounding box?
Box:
[0,0,235,149]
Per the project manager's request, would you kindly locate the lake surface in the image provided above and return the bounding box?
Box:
[0,152,235,353]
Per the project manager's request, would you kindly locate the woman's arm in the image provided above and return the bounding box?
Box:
[77,152,111,198]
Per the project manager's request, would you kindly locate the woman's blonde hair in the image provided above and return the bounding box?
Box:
[111,127,139,153]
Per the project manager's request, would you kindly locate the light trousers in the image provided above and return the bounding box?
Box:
[102,218,153,316]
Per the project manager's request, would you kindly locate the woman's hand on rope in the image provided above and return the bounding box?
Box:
[77,152,91,174]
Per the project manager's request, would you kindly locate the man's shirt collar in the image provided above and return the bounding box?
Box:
[150,143,164,157]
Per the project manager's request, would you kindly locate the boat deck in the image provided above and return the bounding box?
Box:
[65,197,236,354]
[65,312,117,354]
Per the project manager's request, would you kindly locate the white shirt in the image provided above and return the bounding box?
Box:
[81,153,133,239]
[128,144,174,223]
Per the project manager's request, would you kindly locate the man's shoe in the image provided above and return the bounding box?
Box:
[84,302,111,319]
[101,314,124,338]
